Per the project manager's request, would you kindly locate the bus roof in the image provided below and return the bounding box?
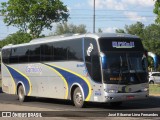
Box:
[2,33,139,49]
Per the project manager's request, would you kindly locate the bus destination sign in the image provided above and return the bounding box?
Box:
[112,41,135,48]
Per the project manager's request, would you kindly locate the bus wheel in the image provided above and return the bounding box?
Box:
[110,102,122,107]
[149,81,154,84]
[18,85,26,102]
[73,87,85,108]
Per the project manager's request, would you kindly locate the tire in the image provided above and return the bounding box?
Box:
[110,102,122,107]
[18,85,26,102]
[149,81,154,84]
[73,87,85,108]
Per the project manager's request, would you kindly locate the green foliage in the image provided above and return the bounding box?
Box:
[0,0,69,38]
[147,56,154,71]
[124,22,145,39]
[149,84,160,95]
[98,28,103,33]
[154,0,160,24]
[143,40,160,56]
[142,24,160,56]
[52,23,87,35]
[0,31,32,48]
[0,80,1,88]
[116,22,160,56]
[115,29,125,33]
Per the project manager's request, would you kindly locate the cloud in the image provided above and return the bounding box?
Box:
[122,0,155,7]
[88,0,155,10]
[88,0,125,10]
[103,27,118,33]
[124,12,147,21]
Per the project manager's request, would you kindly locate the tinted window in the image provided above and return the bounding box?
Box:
[18,46,29,63]
[41,43,54,61]
[2,49,11,64]
[28,45,41,62]
[84,38,101,83]
[2,38,83,64]
[54,42,67,61]
[53,39,83,61]
[10,48,19,63]
[65,39,83,61]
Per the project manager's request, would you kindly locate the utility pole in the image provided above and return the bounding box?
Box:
[93,0,95,33]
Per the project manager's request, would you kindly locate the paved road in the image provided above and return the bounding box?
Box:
[0,87,160,119]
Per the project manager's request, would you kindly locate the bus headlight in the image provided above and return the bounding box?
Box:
[107,89,118,93]
[141,88,148,92]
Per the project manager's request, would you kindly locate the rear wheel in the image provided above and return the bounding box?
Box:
[73,87,85,108]
[18,85,26,102]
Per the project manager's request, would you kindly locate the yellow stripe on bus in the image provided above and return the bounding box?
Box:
[51,64,92,101]
[44,65,69,99]
[7,65,32,96]
[4,64,16,94]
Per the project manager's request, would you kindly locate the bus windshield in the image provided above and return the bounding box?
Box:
[98,37,148,85]
[102,52,148,84]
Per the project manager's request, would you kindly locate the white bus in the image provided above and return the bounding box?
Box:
[1,33,149,108]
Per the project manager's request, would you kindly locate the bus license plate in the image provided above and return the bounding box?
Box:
[126,96,134,100]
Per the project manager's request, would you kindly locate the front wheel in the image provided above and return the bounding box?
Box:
[18,85,26,102]
[149,80,154,84]
[73,87,85,108]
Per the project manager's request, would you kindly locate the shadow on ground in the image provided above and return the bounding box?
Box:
[26,96,160,110]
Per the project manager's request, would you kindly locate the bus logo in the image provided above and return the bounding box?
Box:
[87,43,94,56]
[26,64,42,73]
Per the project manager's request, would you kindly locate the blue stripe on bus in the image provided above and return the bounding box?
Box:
[6,65,30,95]
[44,63,89,99]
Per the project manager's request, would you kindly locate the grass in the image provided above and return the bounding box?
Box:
[0,80,1,88]
[149,84,160,96]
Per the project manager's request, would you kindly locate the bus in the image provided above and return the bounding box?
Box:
[1,33,149,108]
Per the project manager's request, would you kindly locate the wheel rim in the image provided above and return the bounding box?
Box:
[75,92,83,105]
[19,87,24,99]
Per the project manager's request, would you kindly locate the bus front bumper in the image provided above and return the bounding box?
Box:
[104,92,149,102]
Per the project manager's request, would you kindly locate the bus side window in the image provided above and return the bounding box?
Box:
[41,44,54,61]
[2,49,11,64]
[54,42,68,61]
[28,45,41,62]
[84,38,102,83]
[67,39,83,61]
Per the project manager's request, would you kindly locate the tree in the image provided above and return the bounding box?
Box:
[98,28,103,33]
[115,22,160,56]
[141,24,160,56]
[124,22,144,39]
[0,0,69,38]
[52,23,87,35]
[0,31,32,48]
[115,29,125,33]
[154,0,160,24]
[116,22,144,39]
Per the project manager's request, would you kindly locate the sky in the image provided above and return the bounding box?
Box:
[0,0,156,40]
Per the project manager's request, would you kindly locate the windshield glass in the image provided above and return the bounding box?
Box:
[103,52,148,84]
